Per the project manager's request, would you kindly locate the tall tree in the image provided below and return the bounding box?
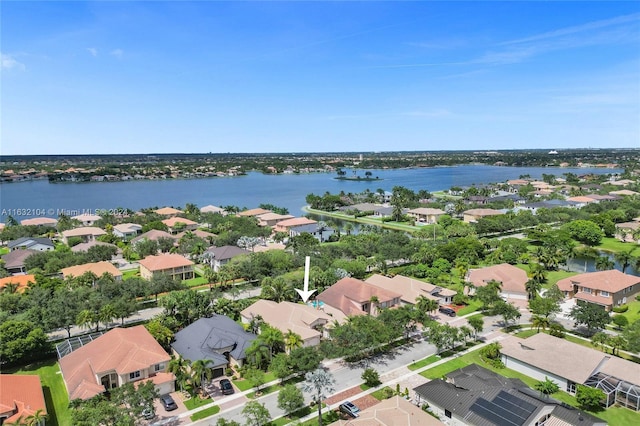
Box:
[302,368,336,426]
[242,401,271,426]
[569,303,610,335]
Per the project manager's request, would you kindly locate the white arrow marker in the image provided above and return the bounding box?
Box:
[295,256,316,303]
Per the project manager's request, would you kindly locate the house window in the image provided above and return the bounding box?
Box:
[582,287,592,294]
[154,364,163,372]
[567,381,576,394]
[600,291,609,297]
[129,371,141,380]
[445,409,452,418]
[362,303,369,312]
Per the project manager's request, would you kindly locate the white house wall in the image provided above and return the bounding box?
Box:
[501,355,568,390]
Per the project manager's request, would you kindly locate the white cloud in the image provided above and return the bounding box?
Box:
[87,47,98,57]
[110,49,124,58]
[1,53,25,70]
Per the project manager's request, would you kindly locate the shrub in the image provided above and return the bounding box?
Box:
[549,323,566,338]
[612,305,628,313]
[362,368,381,387]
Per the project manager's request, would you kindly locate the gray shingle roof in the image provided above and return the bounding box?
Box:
[7,237,54,249]
[171,315,257,368]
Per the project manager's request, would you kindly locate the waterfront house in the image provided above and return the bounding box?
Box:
[462,208,503,223]
[7,237,55,252]
[241,300,340,348]
[61,261,123,282]
[556,270,640,311]
[20,217,58,227]
[202,245,249,272]
[406,207,446,224]
[413,364,605,426]
[200,205,227,215]
[615,220,640,242]
[172,315,257,376]
[138,253,194,280]
[61,227,107,244]
[1,249,37,274]
[0,375,47,425]
[71,213,102,227]
[256,212,295,227]
[317,277,401,317]
[59,326,175,401]
[274,217,317,234]
[500,333,640,411]
[288,222,334,242]
[161,216,199,234]
[153,207,184,217]
[466,263,528,300]
[238,208,272,217]
[112,223,143,240]
[365,274,456,305]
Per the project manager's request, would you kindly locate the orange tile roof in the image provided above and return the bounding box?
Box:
[154,207,184,216]
[317,277,401,317]
[275,217,317,229]
[59,326,171,400]
[0,375,47,422]
[557,270,640,294]
[467,263,528,295]
[61,226,107,238]
[61,261,122,279]
[463,208,503,217]
[0,274,36,293]
[566,196,598,203]
[161,216,198,227]
[138,253,194,271]
[20,217,58,226]
[238,208,272,217]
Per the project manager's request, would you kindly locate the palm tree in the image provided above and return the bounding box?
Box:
[25,409,47,426]
[248,314,264,334]
[525,280,542,300]
[595,256,614,271]
[302,368,336,426]
[284,330,303,353]
[614,249,634,273]
[531,315,550,333]
[260,326,285,356]
[99,304,117,328]
[190,359,212,396]
[76,309,97,332]
[1,282,20,293]
[168,355,190,392]
[203,266,218,291]
[416,296,439,324]
[527,263,547,284]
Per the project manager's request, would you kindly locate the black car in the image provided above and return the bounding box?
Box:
[439,306,456,317]
[160,394,178,411]
[219,378,234,395]
[339,401,360,418]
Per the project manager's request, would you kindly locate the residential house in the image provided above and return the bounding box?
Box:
[241,300,342,348]
[1,249,37,274]
[171,315,257,376]
[0,375,47,425]
[161,216,199,234]
[175,229,216,242]
[154,207,184,217]
[131,229,176,246]
[61,227,107,244]
[0,274,36,293]
[466,263,528,300]
[274,217,317,234]
[7,237,55,252]
[566,195,599,207]
[556,270,640,310]
[407,208,446,224]
[328,395,445,426]
[317,277,401,317]
[610,189,639,197]
[238,208,272,217]
[200,205,226,215]
[609,179,635,186]
[61,261,123,281]
[288,223,335,242]
[365,274,456,306]
[339,203,380,214]
[138,253,194,280]
[71,213,102,226]
[202,245,250,272]
[501,333,640,411]
[413,364,605,426]
[256,212,295,227]
[615,220,640,243]
[20,217,58,227]
[59,326,174,401]
[462,208,503,223]
[113,223,143,240]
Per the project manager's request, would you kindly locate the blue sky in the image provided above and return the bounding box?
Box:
[2,1,639,155]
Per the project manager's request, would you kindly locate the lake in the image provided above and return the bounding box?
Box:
[0,165,619,221]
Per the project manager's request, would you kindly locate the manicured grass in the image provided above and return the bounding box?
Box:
[184,276,207,287]
[514,329,539,339]
[544,270,577,289]
[232,371,276,392]
[10,360,71,426]
[420,357,469,380]
[183,395,212,410]
[0,246,9,255]
[189,405,220,421]
[122,268,140,280]
[408,354,440,371]
[456,299,483,316]
[270,406,314,426]
[298,408,340,426]
[615,298,640,324]
[597,238,640,254]
[371,386,395,401]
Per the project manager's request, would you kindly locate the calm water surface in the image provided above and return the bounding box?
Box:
[0,165,619,221]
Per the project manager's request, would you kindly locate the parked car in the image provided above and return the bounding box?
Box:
[160,394,178,411]
[219,378,234,395]
[439,306,456,317]
[339,401,360,418]
[141,406,155,420]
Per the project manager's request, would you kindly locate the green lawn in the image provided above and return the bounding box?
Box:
[544,270,577,289]
[122,268,140,280]
[184,276,208,287]
[420,348,639,425]
[408,354,440,371]
[269,406,314,426]
[232,371,276,392]
[183,395,212,410]
[596,238,640,254]
[615,298,640,324]
[10,360,71,426]
[0,246,9,255]
[456,300,483,316]
[190,405,220,421]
